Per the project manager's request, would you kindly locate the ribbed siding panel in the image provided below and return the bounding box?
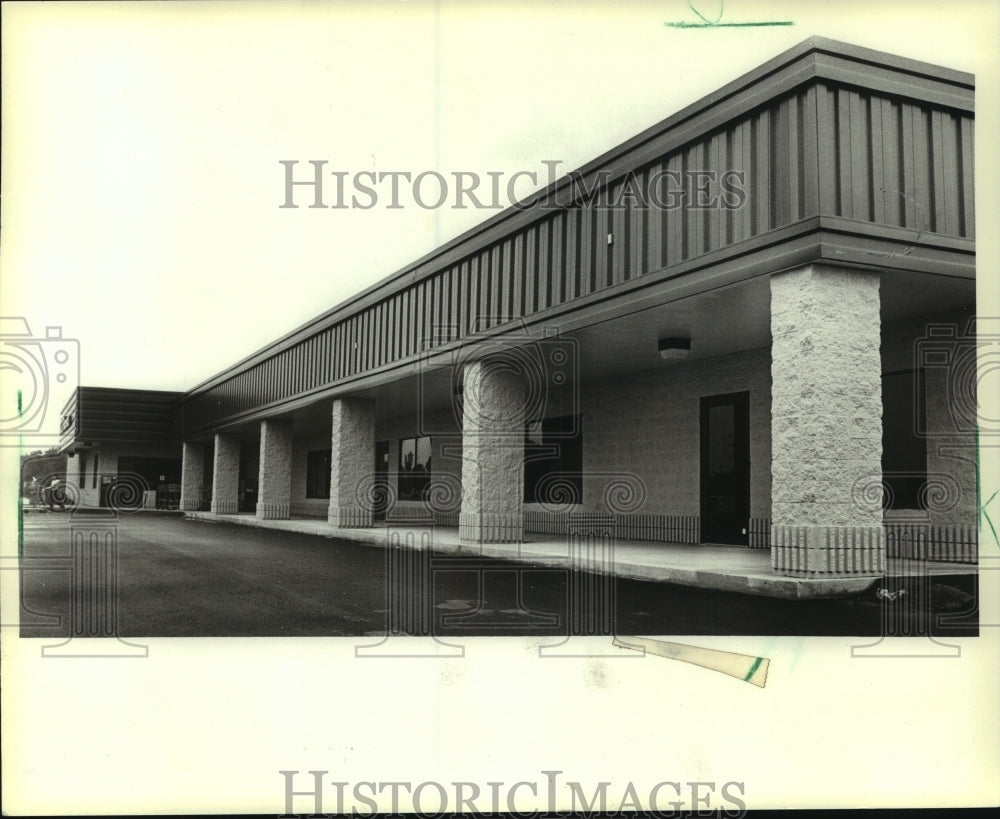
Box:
[180,83,974,435]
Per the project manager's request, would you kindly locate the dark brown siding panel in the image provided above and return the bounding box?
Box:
[664,155,681,266]
[912,107,933,233]
[385,297,395,364]
[410,282,421,354]
[576,205,590,296]
[930,110,947,234]
[514,234,526,318]
[523,228,537,315]
[869,95,885,224]
[722,129,734,246]
[835,88,852,220]
[849,91,871,221]
[899,100,916,230]
[412,284,422,356]
[960,117,974,239]
[626,181,640,280]
[801,86,819,220]
[365,309,375,369]
[648,162,665,269]
[535,217,556,310]
[456,262,468,338]
[336,321,346,380]
[708,132,724,250]
[788,92,801,221]
[738,119,753,242]
[377,301,387,366]
[563,209,577,303]
[816,84,838,216]
[772,101,791,227]
[499,239,512,321]
[607,194,619,285]
[428,274,438,348]
[754,110,770,234]
[441,266,452,338]
[881,99,902,227]
[467,256,480,334]
[594,196,609,289]
[449,264,461,341]
[940,112,961,236]
[319,328,328,384]
[680,149,693,259]
[546,214,560,308]
[633,170,648,278]
[477,251,489,332]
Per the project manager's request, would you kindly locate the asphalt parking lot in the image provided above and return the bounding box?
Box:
[16,511,978,638]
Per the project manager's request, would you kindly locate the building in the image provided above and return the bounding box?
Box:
[61,387,183,510]
[59,37,977,582]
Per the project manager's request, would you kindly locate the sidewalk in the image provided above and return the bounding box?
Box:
[184,512,976,600]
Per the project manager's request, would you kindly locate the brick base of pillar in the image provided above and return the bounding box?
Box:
[328,506,373,528]
[771,524,886,577]
[256,502,290,520]
[211,501,238,515]
[459,512,522,543]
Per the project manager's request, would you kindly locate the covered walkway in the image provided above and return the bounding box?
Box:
[183,512,974,600]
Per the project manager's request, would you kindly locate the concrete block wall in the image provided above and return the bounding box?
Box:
[64,451,85,499]
[580,346,772,521]
[881,307,978,528]
[290,430,332,517]
[377,408,463,522]
[287,406,463,520]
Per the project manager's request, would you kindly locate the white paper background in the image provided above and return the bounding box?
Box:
[2,0,999,812]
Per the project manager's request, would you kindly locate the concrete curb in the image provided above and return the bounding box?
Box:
[183,512,894,600]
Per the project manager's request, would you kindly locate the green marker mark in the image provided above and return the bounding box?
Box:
[744,655,764,682]
[666,21,793,28]
[18,389,25,555]
[666,0,793,28]
[974,426,998,550]
[981,489,998,548]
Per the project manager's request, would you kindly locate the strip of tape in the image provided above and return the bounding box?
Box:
[613,635,770,687]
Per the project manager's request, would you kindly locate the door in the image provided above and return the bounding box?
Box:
[700,392,750,545]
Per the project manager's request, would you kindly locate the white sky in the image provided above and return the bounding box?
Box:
[2,0,997,404]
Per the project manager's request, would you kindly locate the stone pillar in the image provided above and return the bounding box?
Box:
[770,264,885,576]
[210,433,240,515]
[328,398,375,528]
[180,442,206,512]
[257,419,293,519]
[459,358,527,543]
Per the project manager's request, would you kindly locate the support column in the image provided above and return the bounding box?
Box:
[257,419,293,519]
[179,442,206,512]
[770,264,885,576]
[459,358,526,543]
[210,433,240,515]
[328,398,375,528]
